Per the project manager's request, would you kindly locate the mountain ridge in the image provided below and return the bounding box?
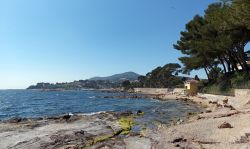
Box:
[89,72,141,82]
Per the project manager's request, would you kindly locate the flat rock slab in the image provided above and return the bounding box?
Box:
[0,112,124,149]
[124,137,152,149]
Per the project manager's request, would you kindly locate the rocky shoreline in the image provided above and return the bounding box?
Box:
[141,94,250,149]
[96,91,250,149]
[0,111,150,149]
[1,91,249,149]
[0,92,201,149]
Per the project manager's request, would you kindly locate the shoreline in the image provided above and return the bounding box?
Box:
[140,92,250,148]
[1,89,250,148]
[0,90,203,149]
[0,111,143,149]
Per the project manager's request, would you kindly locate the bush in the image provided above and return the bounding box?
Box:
[231,73,250,89]
[201,72,250,96]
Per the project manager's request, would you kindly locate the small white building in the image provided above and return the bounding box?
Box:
[184,80,201,95]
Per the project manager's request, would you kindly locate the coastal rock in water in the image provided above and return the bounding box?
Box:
[103,96,111,98]
[8,117,28,123]
[176,119,184,125]
[137,110,144,115]
[63,114,72,120]
[115,111,133,118]
[218,122,233,129]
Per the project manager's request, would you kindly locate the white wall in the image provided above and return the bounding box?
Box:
[134,88,185,95]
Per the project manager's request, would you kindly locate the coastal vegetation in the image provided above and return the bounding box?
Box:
[27,72,139,90]
[27,80,121,90]
[174,0,250,94]
[139,63,183,88]
[123,63,184,89]
[118,117,136,135]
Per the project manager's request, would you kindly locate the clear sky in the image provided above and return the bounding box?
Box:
[0,0,218,89]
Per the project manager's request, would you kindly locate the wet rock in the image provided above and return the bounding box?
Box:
[41,131,96,149]
[8,117,28,123]
[188,112,197,116]
[128,132,141,137]
[115,111,133,118]
[74,130,85,136]
[137,110,144,115]
[63,114,72,120]
[47,116,61,120]
[218,122,233,129]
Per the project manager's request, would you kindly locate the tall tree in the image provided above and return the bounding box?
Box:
[140,63,182,88]
[174,0,250,82]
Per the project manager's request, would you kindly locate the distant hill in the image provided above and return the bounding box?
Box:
[27,72,141,90]
[89,72,141,82]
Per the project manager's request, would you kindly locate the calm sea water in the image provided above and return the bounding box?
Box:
[0,90,201,125]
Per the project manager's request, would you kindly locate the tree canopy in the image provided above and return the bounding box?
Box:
[138,63,183,88]
[174,0,250,81]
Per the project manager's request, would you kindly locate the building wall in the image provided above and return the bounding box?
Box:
[185,83,190,90]
[185,83,199,95]
[134,88,250,109]
[134,88,185,95]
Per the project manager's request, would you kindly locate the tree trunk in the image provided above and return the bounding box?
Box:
[226,50,239,72]
[236,44,249,72]
[204,67,210,81]
[223,55,231,72]
[219,56,227,73]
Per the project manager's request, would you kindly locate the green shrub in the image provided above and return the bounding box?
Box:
[201,72,250,96]
[231,73,250,89]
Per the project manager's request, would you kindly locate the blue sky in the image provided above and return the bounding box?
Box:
[0,0,218,89]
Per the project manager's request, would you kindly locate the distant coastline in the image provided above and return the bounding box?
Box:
[27,72,141,90]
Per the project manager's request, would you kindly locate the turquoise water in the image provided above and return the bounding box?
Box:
[0,90,201,125]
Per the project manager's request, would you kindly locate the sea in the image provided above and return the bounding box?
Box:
[0,90,201,127]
